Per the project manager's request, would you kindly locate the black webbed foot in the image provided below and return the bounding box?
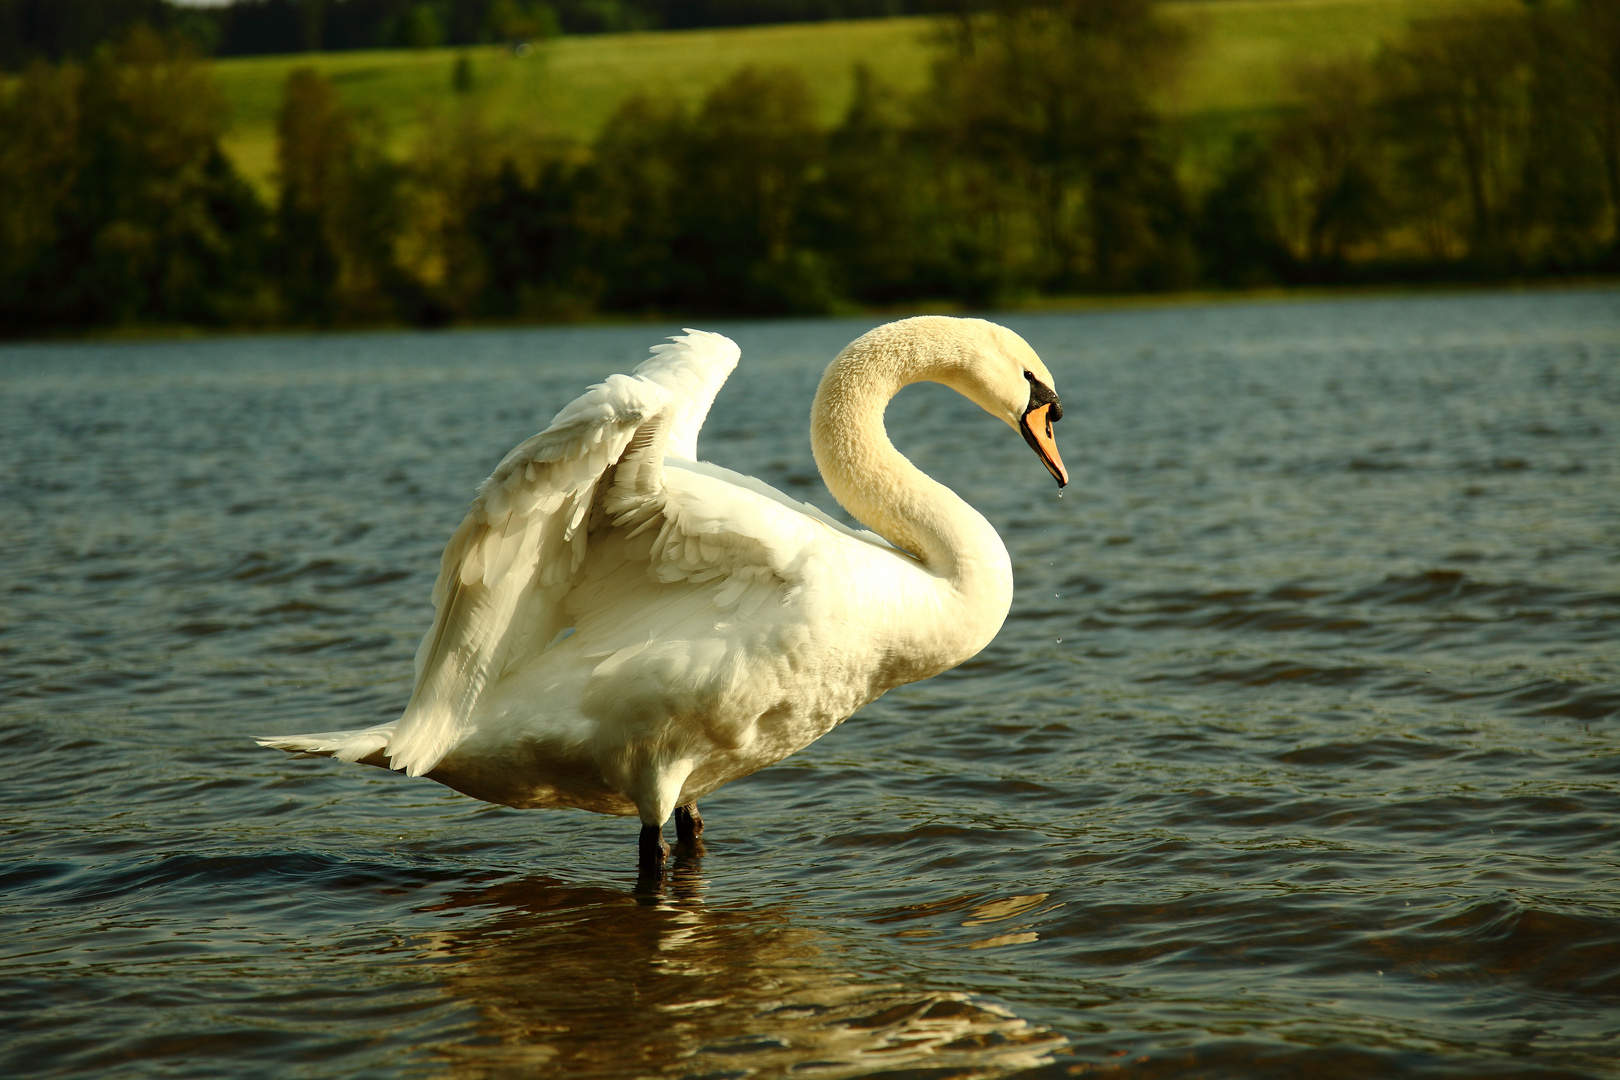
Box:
[638,823,669,876]
[674,803,704,849]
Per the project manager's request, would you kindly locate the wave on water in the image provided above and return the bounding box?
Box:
[1,292,1617,1078]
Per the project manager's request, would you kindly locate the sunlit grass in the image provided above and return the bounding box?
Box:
[213,17,941,191]
[211,0,1506,193]
[1165,0,1512,118]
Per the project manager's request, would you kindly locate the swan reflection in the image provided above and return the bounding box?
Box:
[416,868,1063,1077]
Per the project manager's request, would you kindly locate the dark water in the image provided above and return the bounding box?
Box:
[2,290,1617,1079]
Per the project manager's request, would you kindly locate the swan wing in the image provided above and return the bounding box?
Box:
[637,328,739,460]
[384,331,739,777]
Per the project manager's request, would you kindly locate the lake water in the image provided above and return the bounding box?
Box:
[2,290,1617,1079]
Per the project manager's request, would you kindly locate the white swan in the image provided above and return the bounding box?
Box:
[259,316,1066,870]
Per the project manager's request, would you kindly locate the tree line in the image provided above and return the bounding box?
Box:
[1,0,939,65]
[2,0,1617,337]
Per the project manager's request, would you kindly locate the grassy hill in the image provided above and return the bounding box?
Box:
[212,0,1506,193]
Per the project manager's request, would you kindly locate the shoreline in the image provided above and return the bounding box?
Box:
[6,275,1614,348]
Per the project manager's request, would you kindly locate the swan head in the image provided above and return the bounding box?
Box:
[890,316,1069,489]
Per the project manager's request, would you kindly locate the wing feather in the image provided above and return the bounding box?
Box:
[634,329,740,460]
[383,332,745,778]
[386,373,670,776]
[262,329,894,785]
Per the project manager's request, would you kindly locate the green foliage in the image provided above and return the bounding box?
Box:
[1267,59,1388,277]
[918,0,1192,294]
[205,18,941,193]
[1202,1,1618,280]
[682,66,834,312]
[1569,0,1620,259]
[464,159,590,317]
[1181,1,1620,286]
[0,0,181,67]
[1195,134,1292,287]
[579,66,834,314]
[401,4,447,49]
[274,65,428,323]
[486,0,561,41]
[0,60,83,310]
[814,63,954,302]
[0,27,270,334]
[4,1,1618,337]
[1381,11,1544,266]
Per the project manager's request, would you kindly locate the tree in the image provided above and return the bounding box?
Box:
[814,63,953,302]
[399,3,444,47]
[681,65,832,312]
[1376,7,1612,272]
[1516,2,1609,269]
[399,103,554,318]
[299,0,324,50]
[275,66,413,323]
[1195,134,1292,288]
[1380,11,1538,267]
[464,158,590,317]
[585,66,831,314]
[583,91,693,309]
[0,28,268,333]
[1562,0,1620,260]
[921,0,1191,293]
[485,0,560,42]
[1267,58,1388,278]
[0,0,175,68]
[0,60,84,328]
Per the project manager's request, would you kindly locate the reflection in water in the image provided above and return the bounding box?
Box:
[418,866,1064,1077]
[5,294,1615,1078]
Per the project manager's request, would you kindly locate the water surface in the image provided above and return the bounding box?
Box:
[2,290,1617,1078]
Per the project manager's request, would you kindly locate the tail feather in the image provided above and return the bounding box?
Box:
[256,726,395,768]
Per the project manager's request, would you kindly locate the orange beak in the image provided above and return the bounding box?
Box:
[1019,402,1067,487]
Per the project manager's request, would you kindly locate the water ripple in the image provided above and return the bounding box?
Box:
[2,292,1617,1078]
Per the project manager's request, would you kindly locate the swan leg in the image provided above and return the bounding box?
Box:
[674,803,703,847]
[638,823,669,872]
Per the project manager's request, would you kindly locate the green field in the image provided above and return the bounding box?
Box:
[212,0,1505,193]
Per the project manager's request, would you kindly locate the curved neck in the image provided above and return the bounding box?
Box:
[809,332,1011,602]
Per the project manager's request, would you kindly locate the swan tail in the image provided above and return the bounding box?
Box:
[255,726,396,768]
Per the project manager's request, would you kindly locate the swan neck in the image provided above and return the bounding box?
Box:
[809,337,1006,589]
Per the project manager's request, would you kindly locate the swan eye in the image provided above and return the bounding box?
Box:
[1023,372,1063,422]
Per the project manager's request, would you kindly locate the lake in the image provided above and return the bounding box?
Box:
[2,289,1617,1079]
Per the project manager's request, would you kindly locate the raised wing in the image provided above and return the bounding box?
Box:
[383,332,738,777]
[637,329,739,460]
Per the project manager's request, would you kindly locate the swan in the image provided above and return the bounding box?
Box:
[259,316,1066,872]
